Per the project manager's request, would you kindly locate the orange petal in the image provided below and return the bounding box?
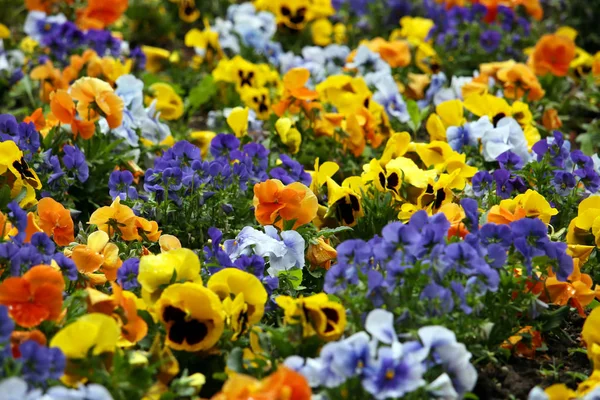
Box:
[24,264,65,293]
[71,245,104,273]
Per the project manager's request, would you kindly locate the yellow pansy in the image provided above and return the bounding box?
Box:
[213,56,265,93]
[0,141,41,207]
[207,268,267,339]
[425,100,465,142]
[567,196,600,247]
[380,131,411,165]
[398,16,434,45]
[414,141,455,168]
[189,131,216,157]
[227,107,249,138]
[138,248,202,304]
[513,190,558,225]
[333,23,347,44]
[584,307,600,366]
[155,282,225,352]
[308,157,339,193]
[276,293,346,341]
[145,83,184,121]
[325,177,364,227]
[390,157,437,188]
[578,370,600,396]
[50,313,120,358]
[311,18,333,46]
[0,24,9,39]
[185,20,221,64]
[240,87,271,120]
[398,203,419,222]
[556,26,578,41]
[415,42,440,73]
[542,384,576,400]
[316,75,372,114]
[463,93,512,124]
[178,0,201,23]
[275,117,302,154]
[100,57,133,84]
[20,37,38,54]
[417,171,462,214]
[435,152,477,190]
[141,46,171,73]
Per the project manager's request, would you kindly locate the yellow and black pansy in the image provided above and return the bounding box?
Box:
[276,293,346,341]
[240,87,271,120]
[155,282,225,352]
[179,0,200,23]
[0,141,41,207]
[325,177,364,227]
[207,268,267,340]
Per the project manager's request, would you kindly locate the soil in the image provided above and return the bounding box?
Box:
[473,312,591,399]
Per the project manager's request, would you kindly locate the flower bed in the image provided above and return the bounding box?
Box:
[0,0,600,399]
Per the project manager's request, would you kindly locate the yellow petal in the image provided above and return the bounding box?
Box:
[87,230,110,253]
[275,117,293,137]
[50,313,120,359]
[556,26,578,41]
[227,107,249,138]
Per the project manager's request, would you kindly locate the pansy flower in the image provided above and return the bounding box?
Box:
[71,230,122,281]
[88,197,136,238]
[325,177,364,227]
[276,293,346,341]
[273,68,319,117]
[0,265,65,328]
[138,248,202,304]
[50,313,120,360]
[155,282,225,352]
[70,77,124,129]
[86,283,148,346]
[207,268,267,339]
[32,197,75,246]
[253,179,318,229]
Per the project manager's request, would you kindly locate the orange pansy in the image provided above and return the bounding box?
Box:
[23,108,46,132]
[71,230,122,281]
[70,77,124,129]
[121,217,161,242]
[487,204,527,225]
[496,63,545,101]
[253,179,318,229]
[543,258,599,317]
[88,197,136,237]
[30,61,68,103]
[50,90,76,125]
[306,237,337,270]
[86,283,148,345]
[542,108,562,131]
[438,203,469,239]
[77,0,128,29]
[530,34,576,77]
[273,68,319,117]
[211,366,311,400]
[0,265,65,328]
[36,197,75,246]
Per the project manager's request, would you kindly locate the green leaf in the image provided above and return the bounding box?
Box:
[0,185,11,209]
[576,133,597,156]
[317,226,353,238]
[406,100,421,133]
[279,268,303,289]
[187,75,217,111]
[226,347,244,373]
